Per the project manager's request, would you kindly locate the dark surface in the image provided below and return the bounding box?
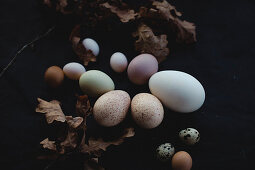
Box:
[1,0,255,170]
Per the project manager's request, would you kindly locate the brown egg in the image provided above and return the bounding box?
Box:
[44,66,64,88]
[172,151,192,170]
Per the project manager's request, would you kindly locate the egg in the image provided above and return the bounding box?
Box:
[172,151,192,170]
[131,93,164,129]
[82,38,99,56]
[149,71,205,113]
[127,54,158,85]
[63,62,86,80]
[93,90,131,127]
[156,143,175,162]
[44,66,64,88]
[179,128,200,145]
[79,70,115,97]
[110,52,128,73]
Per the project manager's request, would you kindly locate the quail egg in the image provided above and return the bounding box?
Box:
[156,143,175,162]
[179,128,200,145]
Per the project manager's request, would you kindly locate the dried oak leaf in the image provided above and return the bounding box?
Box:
[44,0,82,15]
[36,98,66,124]
[101,2,138,23]
[80,127,135,157]
[59,116,84,154]
[133,24,169,63]
[84,158,105,170]
[69,25,97,66]
[139,0,196,43]
[76,95,92,118]
[40,138,57,151]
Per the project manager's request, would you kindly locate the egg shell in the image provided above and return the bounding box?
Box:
[63,62,86,80]
[110,52,128,73]
[172,151,192,170]
[131,93,164,129]
[93,90,131,127]
[79,70,115,97]
[149,71,205,113]
[127,54,158,85]
[179,128,200,145]
[82,38,99,56]
[44,66,64,88]
[156,143,175,162]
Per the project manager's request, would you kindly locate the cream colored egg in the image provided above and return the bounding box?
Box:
[149,71,205,113]
[131,93,164,129]
[63,62,86,80]
[93,90,131,127]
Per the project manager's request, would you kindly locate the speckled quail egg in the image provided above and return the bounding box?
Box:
[179,128,200,145]
[156,143,175,162]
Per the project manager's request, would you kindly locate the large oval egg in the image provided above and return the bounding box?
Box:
[63,62,86,80]
[79,70,115,97]
[131,93,164,129]
[149,71,205,113]
[93,90,131,127]
[127,54,158,85]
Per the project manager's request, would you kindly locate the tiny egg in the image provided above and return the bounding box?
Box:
[156,143,175,162]
[110,52,128,73]
[172,151,192,170]
[179,128,200,145]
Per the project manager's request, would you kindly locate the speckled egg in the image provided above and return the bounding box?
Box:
[79,70,115,97]
[156,143,175,162]
[127,54,158,85]
[179,128,200,145]
[93,90,131,127]
[131,93,164,129]
[63,62,86,80]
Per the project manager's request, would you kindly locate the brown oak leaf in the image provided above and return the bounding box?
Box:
[59,116,84,154]
[133,24,169,63]
[80,127,135,157]
[139,0,196,44]
[40,138,57,151]
[84,158,105,170]
[70,25,97,66]
[76,95,92,118]
[36,98,66,124]
[101,2,138,23]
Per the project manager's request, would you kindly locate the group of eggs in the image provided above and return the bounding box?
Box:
[44,38,205,170]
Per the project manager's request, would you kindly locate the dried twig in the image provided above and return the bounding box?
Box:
[0,26,55,78]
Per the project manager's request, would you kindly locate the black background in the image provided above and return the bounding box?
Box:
[1,0,255,170]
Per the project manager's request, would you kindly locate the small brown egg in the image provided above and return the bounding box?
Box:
[172,151,192,170]
[44,66,64,88]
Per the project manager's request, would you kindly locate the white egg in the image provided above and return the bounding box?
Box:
[179,128,200,145]
[110,52,128,73]
[63,62,86,80]
[149,71,205,113]
[82,38,100,56]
